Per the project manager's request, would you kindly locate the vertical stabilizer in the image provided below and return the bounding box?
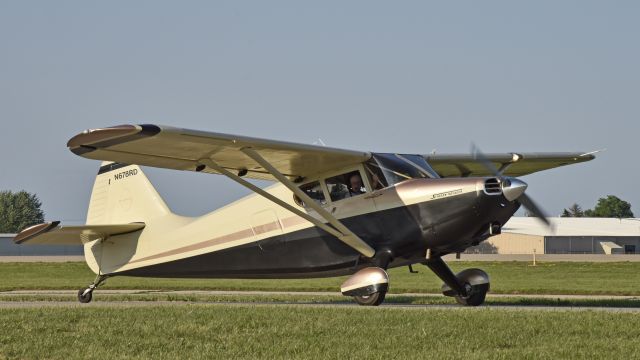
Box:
[86,162,170,225]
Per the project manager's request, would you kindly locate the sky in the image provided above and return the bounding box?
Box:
[0,1,638,223]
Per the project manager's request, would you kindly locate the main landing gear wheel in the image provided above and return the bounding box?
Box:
[454,282,489,307]
[425,257,490,307]
[449,269,490,307]
[353,291,387,306]
[341,267,390,306]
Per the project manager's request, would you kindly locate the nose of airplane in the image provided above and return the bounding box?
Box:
[501,178,528,201]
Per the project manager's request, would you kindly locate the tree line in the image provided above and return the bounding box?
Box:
[560,195,634,218]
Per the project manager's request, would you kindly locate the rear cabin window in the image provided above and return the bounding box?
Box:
[294,181,326,207]
[325,170,367,202]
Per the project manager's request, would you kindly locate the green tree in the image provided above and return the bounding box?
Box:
[583,195,634,218]
[0,191,45,233]
[561,203,584,217]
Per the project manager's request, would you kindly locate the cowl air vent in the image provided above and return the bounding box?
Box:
[484,178,502,195]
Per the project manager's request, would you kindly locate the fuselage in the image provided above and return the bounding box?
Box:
[89,175,519,279]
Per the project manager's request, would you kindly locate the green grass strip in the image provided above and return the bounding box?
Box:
[3,261,640,295]
[1,305,640,359]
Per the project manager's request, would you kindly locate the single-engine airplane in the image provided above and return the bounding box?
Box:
[14,124,595,306]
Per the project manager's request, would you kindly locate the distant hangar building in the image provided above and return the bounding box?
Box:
[0,233,83,256]
[2,218,640,256]
[468,217,640,255]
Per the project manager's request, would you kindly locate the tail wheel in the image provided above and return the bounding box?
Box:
[77,289,93,304]
[353,291,386,306]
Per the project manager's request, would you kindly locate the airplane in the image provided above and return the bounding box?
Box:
[14,124,595,306]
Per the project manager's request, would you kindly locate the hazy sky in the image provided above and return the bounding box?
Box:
[1,1,638,223]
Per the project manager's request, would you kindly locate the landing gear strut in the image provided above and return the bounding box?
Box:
[77,274,107,303]
[424,256,490,306]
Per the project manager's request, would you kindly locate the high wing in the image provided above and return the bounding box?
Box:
[425,152,596,178]
[68,124,370,182]
[68,125,595,181]
[14,222,145,245]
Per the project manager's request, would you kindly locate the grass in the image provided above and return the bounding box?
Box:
[1,305,640,359]
[3,262,640,359]
[2,261,640,295]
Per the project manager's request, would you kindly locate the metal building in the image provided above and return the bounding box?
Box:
[468,218,640,255]
[3,218,640,256]
[0,234,84,256]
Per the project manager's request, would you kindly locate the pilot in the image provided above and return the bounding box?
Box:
[349,173,366,196]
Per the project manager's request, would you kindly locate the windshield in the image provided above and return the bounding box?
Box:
[368,153,439,186]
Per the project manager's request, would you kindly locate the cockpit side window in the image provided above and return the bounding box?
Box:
[325,170,367,202]
[364,162,388,190]
[294,181,326,207]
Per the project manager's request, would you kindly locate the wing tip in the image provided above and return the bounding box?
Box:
[67,124,139,148]
[67,124,161,155]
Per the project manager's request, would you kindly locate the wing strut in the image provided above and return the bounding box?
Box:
[198,150,376,258]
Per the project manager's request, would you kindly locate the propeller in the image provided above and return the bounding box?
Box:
[471,144,553,229]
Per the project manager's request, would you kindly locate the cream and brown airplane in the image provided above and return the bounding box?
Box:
[14,124,595,305]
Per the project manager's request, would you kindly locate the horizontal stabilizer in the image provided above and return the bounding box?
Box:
[13,221,145,245]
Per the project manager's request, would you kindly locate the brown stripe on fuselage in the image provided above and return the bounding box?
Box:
[128,228,255,264]
[280,216,307,228]
[252,221,282,235]
[127,215,311,265]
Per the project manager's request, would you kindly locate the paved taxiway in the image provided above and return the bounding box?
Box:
[1,290,639,312]
[3,289,640,300]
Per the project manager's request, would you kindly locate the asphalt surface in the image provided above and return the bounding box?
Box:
[1,290,640,312]
[1,300,640,312]
[2,289,640,300]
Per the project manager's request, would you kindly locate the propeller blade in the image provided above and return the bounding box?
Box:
[518,193,553,229]
[471,143,502,178]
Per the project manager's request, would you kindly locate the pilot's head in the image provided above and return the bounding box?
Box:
[349,174,363,191]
